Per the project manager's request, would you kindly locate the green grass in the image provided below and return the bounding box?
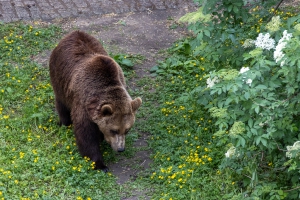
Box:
[133,65,238,199]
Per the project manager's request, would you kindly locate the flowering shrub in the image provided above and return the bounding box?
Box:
[197,12,300,200]
[151,0,300,198]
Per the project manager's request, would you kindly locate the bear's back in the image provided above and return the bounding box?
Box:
[49,31,126,107]
[53,31,108,61]
[66,31,108,57]
[49,31,109,103]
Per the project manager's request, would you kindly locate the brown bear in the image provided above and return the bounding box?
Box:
[49,30,142,172]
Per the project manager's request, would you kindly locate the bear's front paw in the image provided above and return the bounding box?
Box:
[101,166,109,173]
[95,161,109,173]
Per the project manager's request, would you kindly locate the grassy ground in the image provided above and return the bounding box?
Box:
[135,61,237,200]
[0,21,236,199]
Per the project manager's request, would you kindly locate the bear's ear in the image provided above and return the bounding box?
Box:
[100,104,113,116]
[131,97,142,112]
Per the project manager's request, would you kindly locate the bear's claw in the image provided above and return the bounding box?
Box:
[102,167,109,173]
[95,161,109,173]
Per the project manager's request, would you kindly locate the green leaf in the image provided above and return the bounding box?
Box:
[254,105,260,114]
[261,138,267,147]
[233,6,239,13]
[236,135,246,147]
[204,30,210,37]
[256,85,268,90]
[6,87,12,93]
[150,65,159,73]
[244,92,250,100]
[251,128,258,135]
[197,32,204,41]
[248,118,253,128]
[277,190,284,196]
[120,59,134,67]
[287,87,295,95]
[228,34,236,43]
[225,97,233,105]
[149,65,158,73]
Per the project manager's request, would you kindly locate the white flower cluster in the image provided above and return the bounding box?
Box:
[225,146,236,158]
[274,30,292,66]
[239,67,253,86]
[206,76,219,88]
[254,33,275,50]
[239,66,249,74]
[286,141,300,158]
[245,79,253,86]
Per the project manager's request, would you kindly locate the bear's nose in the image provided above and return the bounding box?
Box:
[117,147,125,152]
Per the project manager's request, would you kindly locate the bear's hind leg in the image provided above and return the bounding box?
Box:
[55,99,72,126]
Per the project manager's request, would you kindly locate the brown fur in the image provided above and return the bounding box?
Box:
[49,31,142,172]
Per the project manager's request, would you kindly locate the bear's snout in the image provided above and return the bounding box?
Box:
[117,147,125,152]
[104,133,126,152]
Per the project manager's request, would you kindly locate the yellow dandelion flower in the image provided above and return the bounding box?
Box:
[19,152,25,158]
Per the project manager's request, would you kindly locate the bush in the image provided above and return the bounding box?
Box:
[152,0,300,198]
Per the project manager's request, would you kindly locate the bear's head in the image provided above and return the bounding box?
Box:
[90,97,142,152]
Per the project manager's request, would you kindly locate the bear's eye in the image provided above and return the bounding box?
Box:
[110,130,119,135]
[125,128,130,134]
